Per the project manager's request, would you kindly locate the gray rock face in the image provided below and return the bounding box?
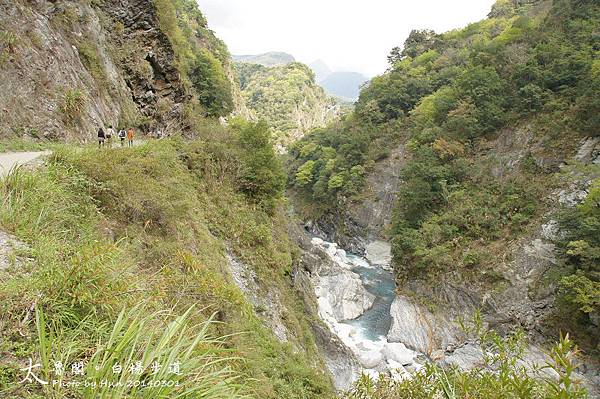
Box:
[556,186,590,207]
[574,137,600,164]
[381,342,417,365]
[309,144,407,252]
[346,145,407,242]
[441,342,485,370]
[226,253,290,342]
[540,219,559,241]
[0,0,245,141]
[316,272,375,322]
[310,240,375,322]
[387,295,463,355]
[291,243,364,390]
[365,240,392,268]
[311,322,363,391]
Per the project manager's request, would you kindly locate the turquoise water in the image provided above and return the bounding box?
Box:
[344,255,396,340]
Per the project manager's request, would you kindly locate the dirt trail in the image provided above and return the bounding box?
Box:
[0,151,50,177]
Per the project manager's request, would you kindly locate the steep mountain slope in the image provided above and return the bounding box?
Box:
[236,61,344,146]
[289,0,599,393]
[234,51,295,67]
[1,0,598,397]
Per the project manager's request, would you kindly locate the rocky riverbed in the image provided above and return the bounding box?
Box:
[310,237,426,382]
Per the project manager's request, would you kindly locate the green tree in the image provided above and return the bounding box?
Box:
[234,120,286,212]
[454,65,507,133]
[190,50,234,117]
[295,160,316,187]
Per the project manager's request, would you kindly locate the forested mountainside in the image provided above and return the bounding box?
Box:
[289,0,599,389]
[236,61,345,146]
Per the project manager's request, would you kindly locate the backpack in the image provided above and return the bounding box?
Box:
[118,130,126,138]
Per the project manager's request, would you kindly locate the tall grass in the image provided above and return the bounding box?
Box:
[35,306,247,399]
[59,89,87,125]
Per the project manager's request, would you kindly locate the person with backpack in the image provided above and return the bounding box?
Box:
[97,126,105,148]
[106,125,115,148]
[127,127,134,147]
[118,128,126,147]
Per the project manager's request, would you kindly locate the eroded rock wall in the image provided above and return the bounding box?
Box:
[0,0,245,141]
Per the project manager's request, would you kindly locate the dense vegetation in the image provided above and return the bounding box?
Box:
[1,0,598,397]
[233,52,296,67]
[0,1,338,397]
[289,116,400,215]
[289,0,599,350]
[236,62,342,146]
[386,0,599,349]
[555,170,600,350]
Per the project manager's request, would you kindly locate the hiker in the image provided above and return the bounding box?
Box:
[127,127,134,147]
[106,125,115,148]
[97,126,105,148]
[118,128,126,147]
[106,125,115,147]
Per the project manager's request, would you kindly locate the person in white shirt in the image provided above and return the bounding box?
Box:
[106,125,115,148]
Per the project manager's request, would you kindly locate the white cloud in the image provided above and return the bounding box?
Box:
[197,0,496,77]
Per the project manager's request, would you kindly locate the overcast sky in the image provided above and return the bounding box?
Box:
[197,0,496,77]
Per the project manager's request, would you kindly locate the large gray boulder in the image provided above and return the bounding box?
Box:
[387,295,463,355]
[315,271,375,322]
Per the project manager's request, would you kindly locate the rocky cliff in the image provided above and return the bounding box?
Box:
[0,0,246,142]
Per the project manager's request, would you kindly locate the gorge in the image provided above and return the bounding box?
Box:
[0,0,598,398]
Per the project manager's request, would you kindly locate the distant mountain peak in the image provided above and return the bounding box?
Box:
[309,60,332,82]
[233,52,295,67]
[319,71,368,102]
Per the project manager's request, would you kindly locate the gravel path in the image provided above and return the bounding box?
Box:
[0,150,50,177]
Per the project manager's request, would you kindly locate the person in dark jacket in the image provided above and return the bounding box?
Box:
[98,127,105,148]
[118,128,126,146]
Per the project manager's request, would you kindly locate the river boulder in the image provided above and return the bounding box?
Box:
[381,342,416,365]
[387,295,461,355]
[316,272,375,321]
[356,348,384,369]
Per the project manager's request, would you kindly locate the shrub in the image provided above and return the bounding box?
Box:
[344,322,588,399]
[59,88,87,124]
[0,30,18,66]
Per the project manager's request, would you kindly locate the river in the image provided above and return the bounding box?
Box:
[343,255,396,341]
[311,238,423,382]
